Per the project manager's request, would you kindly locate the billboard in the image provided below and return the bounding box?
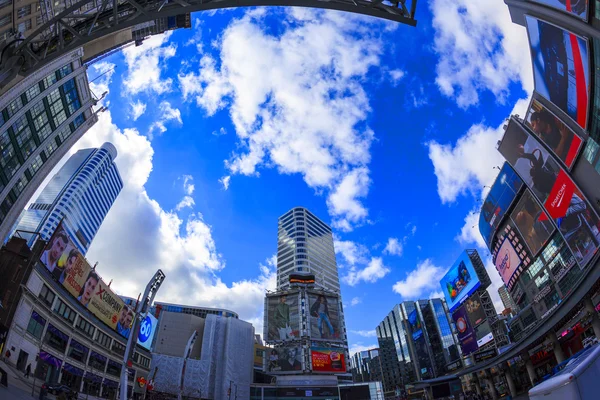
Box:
[137,313,158,351]
[525,99,583,169]
[510,190,554,255]
[474,321,494,347]
[408,309,423,341]
[464,293,486,328]
[265,292,300,342]
[40,223,133,338]
[308,292,342,341]
[531,0,588,21]
[452,305,478,356]
[495,237,522,286]
[267,346,303,373]
[525,15,589,128]
[310,347,346,373]
[479,163,524,248]
[440,251,481,313]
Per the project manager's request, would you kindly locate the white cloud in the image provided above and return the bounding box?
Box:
[349,297,362,306]
[411,225,417,236]
[334,238,369,266]
[350,330,376,338]
[219,175,231,190]
[149,101,183,138]
[349,342,378,357]
[182,175,195,196]
[178,9,392,230]
[389,69,405,86]
[430,0,533,108]
[457,208,486,249]
[343,257,390,286]
[130,101,146,121]
[212,127,227,136]
[429,290,444,299]
[392,259,446,299]
[383,237,403,257]
[123,32,177,95]
[175,196,195,211]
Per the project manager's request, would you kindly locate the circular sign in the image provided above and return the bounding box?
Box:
[456,317,467,334]
[138,315,153,343]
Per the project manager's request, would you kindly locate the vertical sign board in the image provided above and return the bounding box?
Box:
[530,0,588,21]
[509,189,555,256]
[307,292,342,342]
[452,305,478,356]
[464,293,487,328]
[265,292,300,342]
[525,16,590,129]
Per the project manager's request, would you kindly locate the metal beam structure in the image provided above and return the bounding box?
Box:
[0,0,417,88]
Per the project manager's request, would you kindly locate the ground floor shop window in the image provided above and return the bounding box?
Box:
[35,351,61,382]
[44,324,69,353]
[101,380,118,399]
[83,377,101,396]
[61,363,83,392]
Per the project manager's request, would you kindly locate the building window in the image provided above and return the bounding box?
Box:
[39,285,55,307]
[17,18,31,32]
[0,13,11,28]
[106,360,121,377]
[25,84,41,102]
[26,311,46,339]
[7,96,23,118]
[89,352,106,372]
[57,65,73,79]
[43,73,58,89]
[67,339,89,363]
[76,317,95,337]
[53,298,76,325]
[0,0,11,10]
[95,331,111,349]
[44,324,69,352]
[16,5,31,18]
[111,341,125,356]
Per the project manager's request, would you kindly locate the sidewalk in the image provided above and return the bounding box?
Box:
[0,358,40,397]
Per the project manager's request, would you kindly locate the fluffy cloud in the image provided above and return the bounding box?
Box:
[334,238,369,266]
[430,0,533,108]
[218,176,231,190]
[175,196,195,211]
[389,69,405,86]
[149,101,182,138]
[343,257,390,286]
[178,9,393,230]
[130,101,146,121]
[349,342,378,357]
[182,175,195,196]
[383,237,403,256]
[349,297,362,306]
[350,330,376,338]
[392,259,446,299]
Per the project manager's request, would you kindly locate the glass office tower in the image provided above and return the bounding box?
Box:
[12,143,122,253]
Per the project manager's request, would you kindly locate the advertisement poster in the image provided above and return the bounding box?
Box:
[531,0,588,21]
[464,293,486,328]
[510,190,555,256]
[495,237,522,286]
[474,322,494,347]
[452,305,478,356]
[525,99,583,168]
[526,15,589,128]
[265,292,300,342]
[440,251,481,312]
[310,347,346,373]
[137,313,158,351]
[479,163,524,248]
[268,346,303,373]
[40,223,133,338]
[307,292,341,341]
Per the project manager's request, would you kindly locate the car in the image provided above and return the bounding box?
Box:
[41,383,77,400]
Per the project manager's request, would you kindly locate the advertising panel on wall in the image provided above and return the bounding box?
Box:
[408,309,423,341]
[531,0,588,21]
[492,220,532,290]
[464,293,486,328]
[452,305,478,356]
[525,99,584,169]
[408,308,433,378]
[474,322,494,347]
[510,190,555,255]
[265,292,300,342]
[310,347,346,373]
[440,251,481,313]
[525,15,590,129]
[267,346,303,373]
[307,292,342,341]
[479,163,524,248]
[495,237,522,287]
[137,313,158,351]
[40,222,133,338]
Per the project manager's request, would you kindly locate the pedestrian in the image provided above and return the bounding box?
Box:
[24,363,31,378]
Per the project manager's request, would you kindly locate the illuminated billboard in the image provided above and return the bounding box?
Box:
[265,292,300,342]
[137,313,158,351]
[307,292,342,342]
[440,251,481,313]
[479,163,524,248]
[526,16,589,128]
[494,237,522,287]
[41,222,133,338]
[452,305,478,356]
[474,321,494,347]
[531,0,588,21]
[524,99,583,169]
[267,346,303,373]
[310,347,346,373]
[464,293,486,328]
[510,190,554,256]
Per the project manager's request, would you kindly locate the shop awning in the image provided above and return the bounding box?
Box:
[39,351,62,368]
[63,363,84,377]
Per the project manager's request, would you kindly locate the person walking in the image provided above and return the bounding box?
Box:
[24,363,31,378]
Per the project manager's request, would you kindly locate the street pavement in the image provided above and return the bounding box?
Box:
[0,359,41,400]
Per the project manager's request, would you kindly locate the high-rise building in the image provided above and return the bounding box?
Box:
[0,47,98,243]
[276,207,339,292]
[0,0,44,43]
[350,348,382,384]
[498,285,518,313]
[11,143,122,254]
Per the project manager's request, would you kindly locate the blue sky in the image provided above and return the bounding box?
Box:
[38,1,536,355]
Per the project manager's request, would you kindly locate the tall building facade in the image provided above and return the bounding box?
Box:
[498,285,518,313]
[12,143,122,254]
[350,348,382,384]
[0,47,97,243]
[0,0,44,43]
[276,207,339,292]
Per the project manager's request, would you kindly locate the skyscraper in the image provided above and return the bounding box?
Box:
[276,207,339,292]
[498,285,519,313]
[12,142,123,254]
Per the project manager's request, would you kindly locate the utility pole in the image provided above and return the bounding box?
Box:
[178,330,198,400]
[120,270,165,400]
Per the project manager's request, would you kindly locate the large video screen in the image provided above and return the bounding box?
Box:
[494,237,522,286]
[464,293,486,328]
[479,163,524,248]
[526,15,589,128]
[452,305,478,356]
[267,346,303,373]
[265,292,300,342]
[307,292,342,341]
[525,99,583,169]
[475,321,494,347]
[440,251,481,313]
[531,0,588,21]
[40,222,133,338]
[310,347,346,373]
[510,190,554,256]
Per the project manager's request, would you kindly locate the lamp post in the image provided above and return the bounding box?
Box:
[119,270,165,400]
[178,330,198,400]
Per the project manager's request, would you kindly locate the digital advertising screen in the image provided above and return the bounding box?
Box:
[510,190,555,256]
[440,251,481,312]
[310,347,346,373]
[40,222,134,338]
[408,309,423,341]
[464,293,486,328]
[526,15,589,128]
[452,305,478,356]
[479,163,524,248]
[475,321,494,347]
[494,237,522,286]
[525,99,583,169]
[531,0,588,21]
[265,292,300,342]
[267,346,303,373]
[137,313,158,351]
[307,292,342,341]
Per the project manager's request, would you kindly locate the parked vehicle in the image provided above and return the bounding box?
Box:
[41,382,77,400]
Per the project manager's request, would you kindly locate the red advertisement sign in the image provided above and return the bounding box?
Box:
[310,347,346,373]
[544,169,577,220]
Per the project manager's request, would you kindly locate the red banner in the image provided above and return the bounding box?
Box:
[310,348,346,373]
[544,169,577,220]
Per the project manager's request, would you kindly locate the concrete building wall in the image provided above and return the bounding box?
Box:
[153,311,205,358]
